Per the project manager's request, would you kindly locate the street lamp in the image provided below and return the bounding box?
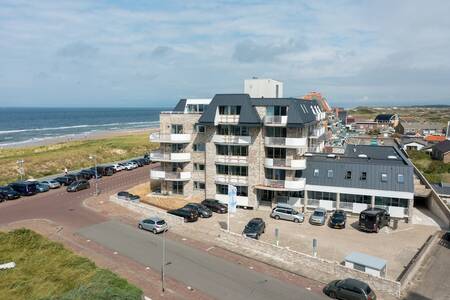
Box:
[161,230,171,293]
[89,155,99,196]
[16,159,24,181]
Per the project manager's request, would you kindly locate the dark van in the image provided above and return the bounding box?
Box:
[9,182,38,196]
[95,166,114,176]
[359,208,390,233]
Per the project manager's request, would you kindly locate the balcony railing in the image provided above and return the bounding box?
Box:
[150,151,191,162]
[264,115,288,126]
[310,127,326,138]
[149,132,191,143]
[264,136,307,148]
[150,169,191,181]
[217,115,240,124]
[316,112,327,121]
[262,177,306,190]
[216,155,248,165]
[264,157,306,169]
[215,174,248,185]
[212,134,251,145]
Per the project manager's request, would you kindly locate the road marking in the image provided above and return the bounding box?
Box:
[206,246,215,252]
[113,251,118,255]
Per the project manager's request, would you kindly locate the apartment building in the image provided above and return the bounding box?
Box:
[150,92,327,209]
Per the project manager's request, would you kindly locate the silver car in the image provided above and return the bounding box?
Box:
[270,204,304,223]
[138,217,168,234]
[40,180,61,189]
[309,207,327,225]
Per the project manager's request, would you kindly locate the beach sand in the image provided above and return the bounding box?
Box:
[1,127,159,149]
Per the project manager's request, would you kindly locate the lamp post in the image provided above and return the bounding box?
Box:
[16,159,24,181]
[89,155,99,196]
[161,230,171,293]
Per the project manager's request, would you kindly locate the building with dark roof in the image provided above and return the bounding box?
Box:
[432,140,450,163]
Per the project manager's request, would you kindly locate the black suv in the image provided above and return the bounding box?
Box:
[54,176,75,186]
[359,208,390,233]
[167,208,199,222]
[329,210,347,229]
[201,199,228,214]
[183,203,212,218]
[0,186,21,200]
[323,278,376,300]
[9,182,38,196]
[243,218,266,239]
[67,180,90,192]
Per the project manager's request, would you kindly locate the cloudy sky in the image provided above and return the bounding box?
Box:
[1,0,449,108]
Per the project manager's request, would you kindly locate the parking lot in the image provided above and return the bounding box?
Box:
[176,207,437,281]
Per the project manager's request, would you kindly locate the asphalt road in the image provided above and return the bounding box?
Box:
[78,220,327,300]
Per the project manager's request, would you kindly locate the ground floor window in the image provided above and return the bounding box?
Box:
[375,196,408,207]
[340,193,371,204]
[193,181,205,190]
[216,184,248,196]
[308,191,337,201]
[172,182,184,195]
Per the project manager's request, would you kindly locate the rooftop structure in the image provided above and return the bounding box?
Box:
[244,78,283,98]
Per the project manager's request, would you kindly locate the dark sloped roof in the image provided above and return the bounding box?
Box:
[374,114,395,122]
[344,144,410,164]
[432,183,450,195]
[198,94,261,125]
[250,98,318,126]
[433,140,450,153]
[173,99,187,112]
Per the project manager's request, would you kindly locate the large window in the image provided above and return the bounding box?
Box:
[216,164,248,176]
[307,191,337,201]
[193,181,205,190]
[171,124,183,134]
[172,182,183,195]
[267,106,287,116]
[340,193,371,204]
[265,127,287,137]
[266,147,286,159]
[216,184,248,196]
[186,104,208,113]
[217,125,249,136]
[193,163,205,171]
[193,143,205,152]
[375,197,408,207]
[195,125,205,133]
[219,106,241,115]
[265,168,286,180]
[216,145,248,156]
[171,144,184,153]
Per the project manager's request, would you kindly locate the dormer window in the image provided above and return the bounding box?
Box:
[360,172,367,181]
[398,174,404,183]
[314,169,319,177]
[345,171,352,179]
[327,170,333,178]
[381,173,388,182]
[219,105,241,115]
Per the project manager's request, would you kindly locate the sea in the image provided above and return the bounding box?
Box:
[0,107,165,147]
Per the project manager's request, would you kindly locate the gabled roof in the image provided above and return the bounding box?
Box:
[433,140,450,153]
[424,135,447,142]
[173,99,187,112]
[344,144,410,163]
[198,94,261,125]
[431,183,450,196]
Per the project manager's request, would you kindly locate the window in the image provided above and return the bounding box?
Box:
[327,170,333,178]
[345,171,352,179]
[171,124,183,134]
[360,172,367,181]
[381,173,388,182]
[375,196,408,207]
[265,168,286,180]
[314,169,319,177]
[216,145,248,156]
[194,163,205,171]
[193,181,205,190]
[307,191,337,201]
[265,127,287,137]
[266,147,286,159]
[217,125,249,136]
[216,184,247,196]
[398,174,404,183]
[219,105,241,115]
[193,143,205,152]
[171,144,184,153]
[195,125,205,133]
[216,165,248,176]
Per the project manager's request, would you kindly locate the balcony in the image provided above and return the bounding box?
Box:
[149,132,191,143]
[309,127,326,138]
[264,157,306,170]
[215,174,248,185]
[150,151,191,162]
[264,115,288,126]
[264,136,307,148]
[256,178,306,191]
[216,114,240,124]
[212,134,251,145]
[316,112,327,121]
[216,155,248,165]
[150,169,191,181]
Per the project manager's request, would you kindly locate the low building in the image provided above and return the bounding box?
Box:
[432,140,450,163]
[344,252,387,278]
[400,138,428,151]
[403,122,445,136]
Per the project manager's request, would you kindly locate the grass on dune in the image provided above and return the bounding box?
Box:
[0,133,158,185]
[0,229,142,300]
[408,150,450,183]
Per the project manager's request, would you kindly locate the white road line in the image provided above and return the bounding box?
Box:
[206,246,215,252]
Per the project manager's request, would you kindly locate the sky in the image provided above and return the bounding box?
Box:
[1,0,450,108]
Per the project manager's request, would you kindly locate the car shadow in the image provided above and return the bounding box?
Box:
[349,220,360,230]
[218,221,227,230]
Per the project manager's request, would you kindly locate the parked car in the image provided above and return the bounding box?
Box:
[40,180,61,189]
[82,168,102,179]
[201,199,228,214]
[112,163,124,172]
[67,180,90,192]
[309,207,327,225]
[270,203,304,223]
[0,192,5,202]
[184,203,212,218]
[167,208,198,222]
[243,218,266,239]
[138,217,168,234]
[66,173,84,182]
[124,162,138,170]
[75,171,92,180]
[54,176,76,186]
[141,157,151,165]
[32,182,50,193]
[0,186,21,200]
[359,208,390,233]
[94,166,114,176]
[9,181,38,196]
[117,191,140,201]
[131,159,144,167]
[323,278,376,300]
[329,210,347,229]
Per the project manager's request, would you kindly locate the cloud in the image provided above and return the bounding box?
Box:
[151,46,172,57]
[56,41,98,59]
[232,39,307,63]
